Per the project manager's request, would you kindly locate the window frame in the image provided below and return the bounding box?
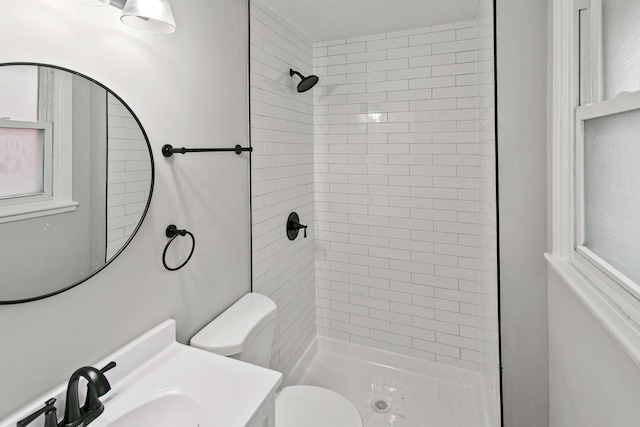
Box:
[575,91,640,306]
[0,67,77,223]
[0,119,52,202]
[551,0,640,330]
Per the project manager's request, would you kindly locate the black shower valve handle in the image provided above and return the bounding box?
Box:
[286,212,308,240]
[292,221,308,238]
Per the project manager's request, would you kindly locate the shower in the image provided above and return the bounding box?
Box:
[251,1,499,425]
[289,68,318,93]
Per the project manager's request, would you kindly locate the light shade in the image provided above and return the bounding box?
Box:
[83,0,110,6]
[121,0,176,34]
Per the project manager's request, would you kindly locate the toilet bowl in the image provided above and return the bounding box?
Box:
[276,385,362,427]
[190,293,362,427]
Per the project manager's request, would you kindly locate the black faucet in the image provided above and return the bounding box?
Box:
[15,362,116,427]
[61,362,116,427]
[16,399,58,427]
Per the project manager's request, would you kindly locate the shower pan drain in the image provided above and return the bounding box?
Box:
[371,398,392,414]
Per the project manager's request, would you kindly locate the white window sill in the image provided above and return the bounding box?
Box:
[546,253,640,369]
[0,200,79,223]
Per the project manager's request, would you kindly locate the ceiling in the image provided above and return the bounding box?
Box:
[260,0,480,43]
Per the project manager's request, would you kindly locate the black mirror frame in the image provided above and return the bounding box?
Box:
[0,62,155,305]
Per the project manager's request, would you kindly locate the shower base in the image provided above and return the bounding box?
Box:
[284,337,489,427]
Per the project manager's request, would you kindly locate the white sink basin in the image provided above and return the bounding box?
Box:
[100,393,200,427]
[1,320,282,427]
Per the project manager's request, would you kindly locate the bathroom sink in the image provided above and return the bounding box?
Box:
[1,320,282,427]
[96,393,201,427]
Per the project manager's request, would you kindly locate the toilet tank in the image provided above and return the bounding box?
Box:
[190,293,278,368]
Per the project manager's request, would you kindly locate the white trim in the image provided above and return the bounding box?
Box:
[0,68,76,222]
[575,248,640,298]
[551,0,579,259]
[577,90,640,119]
[546,254,640,369]
[551,0,640,350]
[0,120,49,131]
[0,200,79,224]
[575,102,585,248]
[574,92,640,308]
[589,0,603,103]
[577,0,603,105]
[0,120,53,208]
[578,4,591,104]
[50,69,74,204]
[573,248,640,326]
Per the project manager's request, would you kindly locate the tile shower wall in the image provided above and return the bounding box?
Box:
[106,93,151,259]
[313,21,485,370]
[249,1,317,375]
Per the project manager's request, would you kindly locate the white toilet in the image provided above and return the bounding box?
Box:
[190,293,363,427]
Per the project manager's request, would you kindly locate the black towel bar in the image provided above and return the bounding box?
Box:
[162,144,252,157]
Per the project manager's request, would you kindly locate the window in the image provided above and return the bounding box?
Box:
[576,93,640,301]
[551,0,640,323]
[0,66,76,223]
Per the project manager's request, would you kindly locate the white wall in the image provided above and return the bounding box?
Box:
[249,0,317,376]
[547,0,640,424]
[0,0,250,418]
[476,0,500,422]
[497,0,549,425]
[548,270,640,427]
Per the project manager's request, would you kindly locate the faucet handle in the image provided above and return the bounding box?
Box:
[100,361,117,374]
[83,361,117,411]
[16,398,57,427]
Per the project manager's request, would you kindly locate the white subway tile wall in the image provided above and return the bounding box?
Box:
[249,1,317,375]
[249,2,499,378]
[314,21,488,370]
[106,93,151,260]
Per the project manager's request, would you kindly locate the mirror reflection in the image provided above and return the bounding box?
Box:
[0,64,153,303]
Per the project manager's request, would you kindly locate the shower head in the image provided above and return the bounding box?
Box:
[289,69,319,93]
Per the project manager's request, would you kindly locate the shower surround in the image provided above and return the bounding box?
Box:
[313,22,490,371]
[250,0,317,375]
[250,0,498,396]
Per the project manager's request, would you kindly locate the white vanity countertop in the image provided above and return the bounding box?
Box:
[1,320,282,427]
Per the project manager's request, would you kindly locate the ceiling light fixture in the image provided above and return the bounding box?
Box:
[121,0,176,34]
[83,0,110,5]
[82,0,177,34]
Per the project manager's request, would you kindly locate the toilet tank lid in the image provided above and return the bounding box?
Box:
[190,293,277,356]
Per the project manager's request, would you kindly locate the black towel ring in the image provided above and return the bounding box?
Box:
[162,224,195,271]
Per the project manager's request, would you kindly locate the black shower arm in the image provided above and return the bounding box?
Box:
[289,69,304,79]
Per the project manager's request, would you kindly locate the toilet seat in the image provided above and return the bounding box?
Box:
[276,385,362,427]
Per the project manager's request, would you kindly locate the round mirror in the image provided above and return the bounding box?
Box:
[0,63,154,304]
